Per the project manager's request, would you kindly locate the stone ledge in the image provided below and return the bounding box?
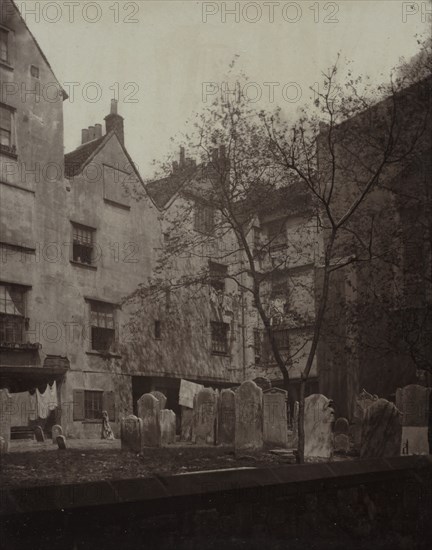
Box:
[1,455,431,517]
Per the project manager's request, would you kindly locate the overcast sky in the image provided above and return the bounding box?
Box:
[19,0,431,177]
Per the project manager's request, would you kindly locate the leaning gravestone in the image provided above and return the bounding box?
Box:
[396,384,431,455]
[263,388,288,448]
[138,393,161,447]
[194,388,217,445]
[51,424,63,444]
[334,417,350,454]
[217,389,235,445]
[160,409,176,445]
[56,435,66,450]
[304,394,335,459]
[235,380,263,452]
[360,399,402,458]
[0,389,11,453]
[120,415,143,452]
[34,425,45,442]
[150,391,167,410]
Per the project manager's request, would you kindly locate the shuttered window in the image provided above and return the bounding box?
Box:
[73,389,115,421]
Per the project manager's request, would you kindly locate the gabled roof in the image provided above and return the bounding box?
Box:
[64,136,105,177]
[64,132,147,197]
[10,0,68,99]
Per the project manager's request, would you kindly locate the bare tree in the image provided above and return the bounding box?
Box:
[264,43,431,462]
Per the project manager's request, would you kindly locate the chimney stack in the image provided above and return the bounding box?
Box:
[81,128,89,144]
[104,99,124,145]
[95,123,102,139]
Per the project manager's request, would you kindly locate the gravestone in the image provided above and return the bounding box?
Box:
[352,390,378,450]
[150,391,167,410]
[263,388,288,448]
[180,406,194,441]
[304,394,335,459]
[217,389,235,445]
[360,399,402,458]
[56,435,66,450]
[120,415,143,452]
[396,384,431,455]
[334,417,350,454]
[138,393,161,447]
[194,388,217,445]
[235,380,263,452]
[0,389,11,453]
[160,409,176,445]
[253,377,272,391]
[34,425,45,442]
[51,424,63,443]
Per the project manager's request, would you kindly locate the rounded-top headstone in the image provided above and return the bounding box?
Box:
[334,417,349,435]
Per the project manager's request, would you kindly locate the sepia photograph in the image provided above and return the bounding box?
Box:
[0,0,431,548]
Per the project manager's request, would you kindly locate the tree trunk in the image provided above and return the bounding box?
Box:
[297,375,306,463]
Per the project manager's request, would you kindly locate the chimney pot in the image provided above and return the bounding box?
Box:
[95,123,102,139]
[172,160,179,172]
[88,126,96,140]
[81,128,89,144]
[110,99,118,115]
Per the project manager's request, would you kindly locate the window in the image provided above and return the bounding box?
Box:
[253,328,261,365]
[273,328,290,350]
[154,320,161,339]
[209,261,227,292]
[265,219,287,250]
[30,65,39,78]
[271,271,288,298]
[72,223,95,265]
[211,321,229,355]
[90,301,116,352]
[73,389,115,421]
[0,29,8,63]
[0,105,14,154]
[0,284,26,343]
[194,203,214,234]
[84,390,103,420]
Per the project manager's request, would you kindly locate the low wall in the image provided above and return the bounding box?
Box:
[1,456,431,549]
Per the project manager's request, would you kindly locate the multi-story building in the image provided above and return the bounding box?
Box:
[0,0,161,438]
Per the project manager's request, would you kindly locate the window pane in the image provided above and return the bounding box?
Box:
[211,321,228,354]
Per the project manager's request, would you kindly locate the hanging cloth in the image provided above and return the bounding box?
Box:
[48,381,58,410]
[36,386,50,419]
[28,392,37,421]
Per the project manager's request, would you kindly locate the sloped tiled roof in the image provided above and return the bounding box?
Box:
[146,166,200,208]
[64,136,105,177]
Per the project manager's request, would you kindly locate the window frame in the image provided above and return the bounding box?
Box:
[84,390,104,420]
[0,103,17,157]
[0,283,27,344]
[194,202,215,234]
[71,222,96,266]
[88,300,117,353]
[211,321,229,356]
[209,261,228,292]
[0,27,9,64]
